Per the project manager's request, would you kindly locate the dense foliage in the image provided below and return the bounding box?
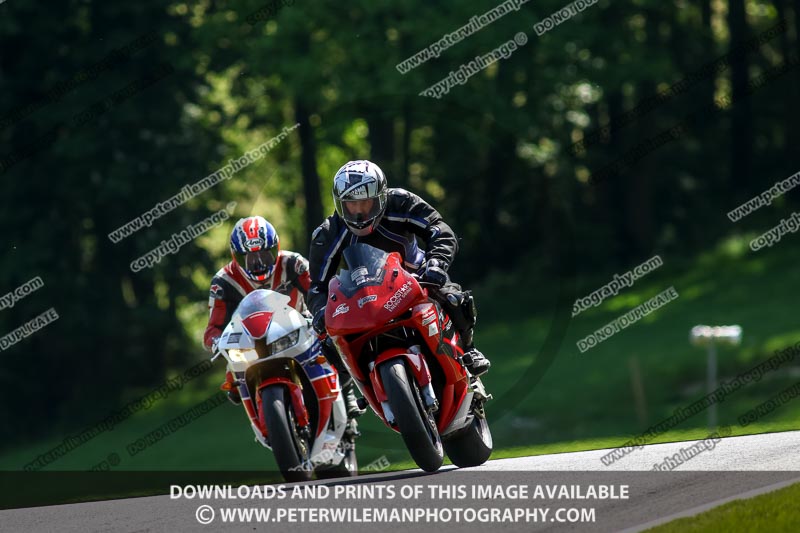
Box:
[0,0,796,446]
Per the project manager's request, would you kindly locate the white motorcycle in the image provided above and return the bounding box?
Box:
[214,289,357,481]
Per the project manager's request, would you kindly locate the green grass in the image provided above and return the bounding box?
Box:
[2,233,800,479]
[476,232,800,449]
[645,482,800,532]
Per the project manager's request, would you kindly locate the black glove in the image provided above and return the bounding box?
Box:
[312,308,327,336]
[421,258,449,287]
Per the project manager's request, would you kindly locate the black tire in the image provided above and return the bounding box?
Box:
[379,359,443,472]
[443,411,493,468]
[261,385,313,483]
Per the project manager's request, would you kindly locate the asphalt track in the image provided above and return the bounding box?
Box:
[2,431,798,533]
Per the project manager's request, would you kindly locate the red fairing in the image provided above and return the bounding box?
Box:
[326,250,470,434]
[326,255,424,336]
[243,397,263,435]
[310,372,339,438]
[241,311,274,339]
[256,378,310,432]
[375,348,431,387]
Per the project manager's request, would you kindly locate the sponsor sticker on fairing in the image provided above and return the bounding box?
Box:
[357,294,378,308]
[351,267,370,286]
[383,280,414,312]
[332,304,350,318]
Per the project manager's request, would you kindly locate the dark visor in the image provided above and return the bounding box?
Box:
[235,247,277,275]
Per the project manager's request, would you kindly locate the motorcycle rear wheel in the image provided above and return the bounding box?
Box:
[261,385,313,482]
[379,359,443,472]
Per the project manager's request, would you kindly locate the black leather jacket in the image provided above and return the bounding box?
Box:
[307,187,458,316]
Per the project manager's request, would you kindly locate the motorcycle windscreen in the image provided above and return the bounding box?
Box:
[338,243,390,291]
[233,289,290,322]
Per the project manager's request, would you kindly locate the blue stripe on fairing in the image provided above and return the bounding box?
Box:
[293,339,321,363]
[305,364,331,380]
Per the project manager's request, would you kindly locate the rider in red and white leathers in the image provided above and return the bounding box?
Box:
[204,217,309,399]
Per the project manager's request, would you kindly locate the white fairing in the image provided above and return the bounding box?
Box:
[217,289,348,468]
[218,290,310,372]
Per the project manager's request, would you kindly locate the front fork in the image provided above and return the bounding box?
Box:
[240,362,311,445]
[369,345,439,425]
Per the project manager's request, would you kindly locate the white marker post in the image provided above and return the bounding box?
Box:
[689,325,742,429]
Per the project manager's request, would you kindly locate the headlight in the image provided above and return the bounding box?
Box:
[227,348,257,363]
[269,330,300,355]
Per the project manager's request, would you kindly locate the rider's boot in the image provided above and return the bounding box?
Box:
[460,328,491,377]
[343,378,366,419]
[321,336,365,418]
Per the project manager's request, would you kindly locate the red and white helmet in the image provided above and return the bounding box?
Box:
[230,216,280,283]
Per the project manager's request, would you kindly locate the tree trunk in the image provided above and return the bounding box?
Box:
[795,0,800,58]
[366,109,396,178]
[399,100,411,189]
[775,0,799,153]
[728,0,753,196]
[701,0,712,30]
[295,101,322,252]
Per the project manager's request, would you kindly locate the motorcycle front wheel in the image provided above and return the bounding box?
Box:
[379,359,443,472]
[261,385,313,482]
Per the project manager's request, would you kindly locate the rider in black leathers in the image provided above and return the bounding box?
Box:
[307,160,491,381]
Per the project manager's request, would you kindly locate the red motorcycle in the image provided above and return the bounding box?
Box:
[326,243,492,472]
